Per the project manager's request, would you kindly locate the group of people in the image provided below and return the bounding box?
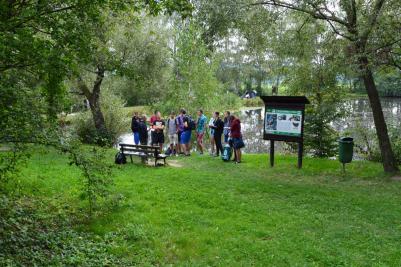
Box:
[131,109,245,163]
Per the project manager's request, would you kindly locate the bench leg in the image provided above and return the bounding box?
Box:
[155,158,157,167]
[130,155,133,163]
[164,158,166,166]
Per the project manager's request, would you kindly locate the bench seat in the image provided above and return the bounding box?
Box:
[119,143,168,166]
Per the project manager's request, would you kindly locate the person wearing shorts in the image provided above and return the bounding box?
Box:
[196,109,207,155]
[179,109,191,156]
[151,111,165,151]
[167,112,178,155]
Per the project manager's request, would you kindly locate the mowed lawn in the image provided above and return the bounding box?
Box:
[20,148,401,266]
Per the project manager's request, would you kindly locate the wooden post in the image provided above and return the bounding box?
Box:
[270,140,275,167]
[298,142,303,169]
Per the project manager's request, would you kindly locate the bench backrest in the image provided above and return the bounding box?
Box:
[119,144,160,156]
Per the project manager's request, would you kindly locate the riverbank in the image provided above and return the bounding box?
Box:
[2,147,401,265]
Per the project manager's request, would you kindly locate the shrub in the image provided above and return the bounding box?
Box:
[242,98,264,107]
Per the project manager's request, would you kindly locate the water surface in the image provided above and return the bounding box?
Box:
[119,98,401,155]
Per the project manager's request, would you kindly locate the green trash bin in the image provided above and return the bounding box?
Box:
[338,137,354,164]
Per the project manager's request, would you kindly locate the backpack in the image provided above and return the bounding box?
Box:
[115,152,127,164]
[188,116,196,131]
[221,145,232,162]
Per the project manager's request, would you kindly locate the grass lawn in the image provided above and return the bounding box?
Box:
[14,148,401,266]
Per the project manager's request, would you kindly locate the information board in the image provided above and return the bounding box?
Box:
[265,108,302,137]
[260,96,309,169]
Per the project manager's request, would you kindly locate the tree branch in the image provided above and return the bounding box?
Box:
[249,0,348,26]
[76,76,92,100]
[93,66,105,95]
[360,0,386,42]
[5,4,78,32]
[325,18,355,41]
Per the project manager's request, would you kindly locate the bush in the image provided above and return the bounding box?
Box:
[73,88,129,146]
[242,98,263,107]
[359,125,401,164]
[348,121,401,165]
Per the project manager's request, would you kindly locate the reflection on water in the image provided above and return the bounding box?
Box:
[239,108,269,154]
[119,98,401,154]
[333,98,401,132]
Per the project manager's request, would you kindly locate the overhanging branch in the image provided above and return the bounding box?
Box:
[249,0,348,26]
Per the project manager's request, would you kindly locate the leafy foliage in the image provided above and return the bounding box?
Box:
[111,16,173,106]
[0,196,131,266]
[284,20,347,157]
[355,124,401,165]
[157,22,240,115]
[68,144,114,217]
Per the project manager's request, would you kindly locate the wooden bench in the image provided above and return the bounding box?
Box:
[119,144,167,166]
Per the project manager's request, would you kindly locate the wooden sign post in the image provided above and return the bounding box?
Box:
[260,96,310,169]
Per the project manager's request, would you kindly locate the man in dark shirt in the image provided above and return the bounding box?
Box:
[210,112,224,156]
[138,115,148,145]
[179,109,192,156]
[151,111,165,151]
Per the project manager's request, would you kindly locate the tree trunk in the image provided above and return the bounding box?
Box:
[359,56,399,173]
[256,77,262,95]
[77,67,107,136]
[88,87,107,134]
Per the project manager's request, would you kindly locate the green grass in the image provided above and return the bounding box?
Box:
[14,148,401,265]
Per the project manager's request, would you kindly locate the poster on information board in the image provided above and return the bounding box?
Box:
[265,108,302,137]
[261,96,309,142]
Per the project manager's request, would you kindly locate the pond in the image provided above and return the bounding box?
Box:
[119,97,401,155]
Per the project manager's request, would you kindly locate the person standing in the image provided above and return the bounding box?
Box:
[138,115,149,145]
[207,114,215,155]
[150,110,158,124]
[179,109,192,156]
[176,109,185,154]
[196,109,207,155]
[223,111,232,143]
[210,112,224,157]
[151,111,165,151]
[167,112,178,156]
[149,110,158,146]
[230,115,245,164]
[131,112,140,145]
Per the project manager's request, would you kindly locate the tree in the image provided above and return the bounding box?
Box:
[283,18,347,157]
[72,2,192,143]
[245,0,400,173]
[113,16,173,106]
